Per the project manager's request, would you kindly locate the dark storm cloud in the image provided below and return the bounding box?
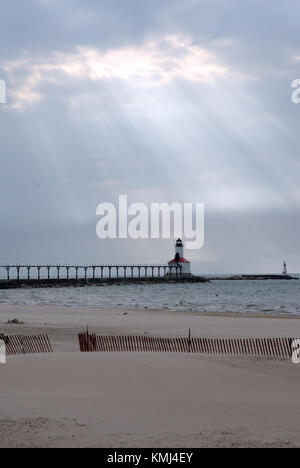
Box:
[1,0,299,63]
[0,0,176,58]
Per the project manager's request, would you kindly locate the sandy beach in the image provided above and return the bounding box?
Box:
[0,304,300,447]
[0,353,300,448]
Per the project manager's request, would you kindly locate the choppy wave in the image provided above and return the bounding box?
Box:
[0,277,299,315]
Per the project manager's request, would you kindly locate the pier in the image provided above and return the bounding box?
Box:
[0,263,212,289]
[0,263,183,281]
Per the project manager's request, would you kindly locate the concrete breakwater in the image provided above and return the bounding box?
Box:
[0,276,210,289]
[0,274,297,289]
[208,274,298,280]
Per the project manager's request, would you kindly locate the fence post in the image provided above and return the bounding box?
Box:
[86,326,89,352]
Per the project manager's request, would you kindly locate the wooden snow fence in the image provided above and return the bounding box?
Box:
[78,333,294,359]
[0,334,53,355]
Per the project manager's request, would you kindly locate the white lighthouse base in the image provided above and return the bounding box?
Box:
[167,263,192,276]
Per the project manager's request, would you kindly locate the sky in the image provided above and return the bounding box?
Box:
[0,0,299,274]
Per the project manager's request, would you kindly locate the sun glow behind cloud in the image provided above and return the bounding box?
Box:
[4,35,228,110]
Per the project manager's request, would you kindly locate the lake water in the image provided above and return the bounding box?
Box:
[0,276,299,315]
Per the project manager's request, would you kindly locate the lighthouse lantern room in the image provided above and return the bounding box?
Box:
[168,238,191,276]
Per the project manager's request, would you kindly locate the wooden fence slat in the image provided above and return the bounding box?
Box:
[37,336,44,353]
[260,338,267,357]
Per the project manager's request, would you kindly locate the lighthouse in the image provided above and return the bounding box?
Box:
[168,238,191,276]
[283,261,287,276]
